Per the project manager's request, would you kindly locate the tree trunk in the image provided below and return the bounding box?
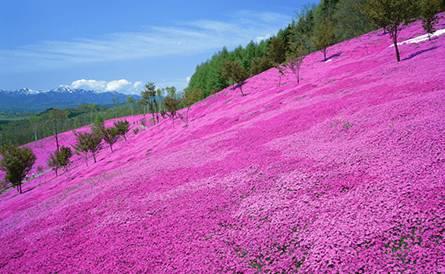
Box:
[323,48,327,61]
[54,123,60,152]
[151,112,156,125]
[392,29,401,62]
[92,153,97,163]
[297,68,300,84]
[239,84,245,96]
[278,75,282,87]
[109,144,113,152]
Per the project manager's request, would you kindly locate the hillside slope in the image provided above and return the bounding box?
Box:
[1,16,445,272]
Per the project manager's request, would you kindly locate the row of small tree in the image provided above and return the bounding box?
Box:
[69,119,130,168]
[0,119,131,195]
[139,83,192,127]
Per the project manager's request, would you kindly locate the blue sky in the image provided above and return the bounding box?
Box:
[0,0,319,94]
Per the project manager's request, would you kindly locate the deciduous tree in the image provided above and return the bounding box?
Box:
[420,0,441,38]
[0,145,36,194]
[365,0,417,62]
[312,17,336,61]
[114,120,130,141]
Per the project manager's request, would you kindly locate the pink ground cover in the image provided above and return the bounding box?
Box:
[1,16,445,273]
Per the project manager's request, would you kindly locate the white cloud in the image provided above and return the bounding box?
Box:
[105,79,130,91]
[0,11,291,72]
[133,81,143,89]
[70,79,106,90]
[63,79,142,94]
[186,76,191,83]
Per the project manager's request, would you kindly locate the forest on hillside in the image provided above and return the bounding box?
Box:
[184,0,445,103]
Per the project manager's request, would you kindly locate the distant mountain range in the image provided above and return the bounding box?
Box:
[0,87,138,113]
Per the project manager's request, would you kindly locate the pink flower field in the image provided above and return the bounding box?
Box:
[1,16,445,273]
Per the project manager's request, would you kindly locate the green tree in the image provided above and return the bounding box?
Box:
[333,0,373,40]
[164,96,181,124]
[165,86,177,98]
[114,120,130,141]
[74,130,102,163]
[286,43,308,84]
[250,56,271,75]
[127,96,136,116]
[420,0,441,38]
[74,131,90,165]
[102,127,120,152]
[221,60,249,96]
[48,146,72,176]
[46,108,67,151]
[365,0,417,62]
[312,17,336,61]
[0,145,36,194]
[140,82,159,124]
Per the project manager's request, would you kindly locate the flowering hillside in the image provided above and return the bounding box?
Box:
[1,15,444,272]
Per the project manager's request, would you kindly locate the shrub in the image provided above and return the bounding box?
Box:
[0,145,36,194]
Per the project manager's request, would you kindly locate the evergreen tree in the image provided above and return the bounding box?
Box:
[221,60,249,96]
[333,0,373,40]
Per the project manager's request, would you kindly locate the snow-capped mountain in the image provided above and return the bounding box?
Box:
[0,87,138,113]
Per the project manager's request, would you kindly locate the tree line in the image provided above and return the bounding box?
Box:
[184,0,444,104]
[0,98,142,146]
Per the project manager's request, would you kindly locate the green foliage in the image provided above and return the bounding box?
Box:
[0,102,143,147]
[92,116,105,138]
[74,130,102,164]
[333,0,374,40]
[48,146,73,175]
[365,0,418,61]
[267,36,287,67]
[0,145,36,193]
[165,86,177,98]
[221,60,249,96]
[312,16,336,61]
[249,56,272,75]
[420,0,441,35]
[164,96,181,120]
[114,120,130,140]
[102,126,120,152]
[140,82,160,123]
